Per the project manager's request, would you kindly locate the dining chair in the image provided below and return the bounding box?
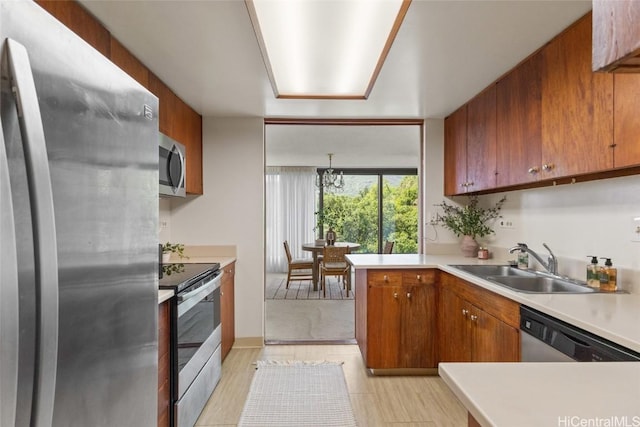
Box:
[283,241,314,288]
[383,240,394,254]
[320,245,351,298]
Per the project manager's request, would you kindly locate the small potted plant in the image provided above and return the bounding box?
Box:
[435,196,506,257]
[162,242,187,263]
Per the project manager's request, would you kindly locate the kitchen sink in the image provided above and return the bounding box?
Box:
[449,264,599,294]
[451,264,537,278]
[485,275,595,294]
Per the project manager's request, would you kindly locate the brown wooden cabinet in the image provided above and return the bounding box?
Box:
[496,52,542,187]
[444,105,468,196]
[356,269,437,370]
[465,85,497,192]
[613,74,640,168]
[541,12,614,179]
[110,36,150,89]
[445,12,640,194]
[158,299,171,427]
[221,261,236,362]
[593,0,640,72]
[438,273,520,363]
[444,86,497,196]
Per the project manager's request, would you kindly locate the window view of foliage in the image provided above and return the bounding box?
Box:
[319,176,418,254]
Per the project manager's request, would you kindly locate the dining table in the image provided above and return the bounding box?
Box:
[302,241,360,291]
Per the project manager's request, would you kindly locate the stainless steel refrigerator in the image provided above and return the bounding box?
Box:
[0,1,159,426]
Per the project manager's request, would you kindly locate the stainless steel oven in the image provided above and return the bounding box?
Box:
[160,263,223,427]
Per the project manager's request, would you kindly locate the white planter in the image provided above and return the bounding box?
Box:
[162,252,171,263]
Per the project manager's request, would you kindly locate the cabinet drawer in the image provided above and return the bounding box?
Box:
[368,271,402,286]
[402,270,436,286]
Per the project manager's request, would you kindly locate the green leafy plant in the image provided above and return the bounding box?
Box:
[162,263,185,276]
[435,196,506,240]
[162,242,187,259]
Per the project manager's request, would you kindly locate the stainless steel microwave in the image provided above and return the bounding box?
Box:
[159,133,186,197]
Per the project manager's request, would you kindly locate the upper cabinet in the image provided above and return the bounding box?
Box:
[466,86,497,193]
[613,74,640,168]
[444,106,467,196]
[110,37,150,89]
[496,52,542,187]
[443,87,497,196]
[540,12,613,179]
[445,11,640,195]
[593,0,640,72]
[36,0,203,196]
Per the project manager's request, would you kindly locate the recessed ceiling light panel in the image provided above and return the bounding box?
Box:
[246,0,411,99]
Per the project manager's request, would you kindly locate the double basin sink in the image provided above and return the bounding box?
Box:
[450,265,599,294]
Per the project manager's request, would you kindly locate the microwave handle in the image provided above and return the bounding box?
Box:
[171,144,185,194]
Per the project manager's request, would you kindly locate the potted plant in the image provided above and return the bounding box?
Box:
[435,196,506,257]
[162,242,187,263]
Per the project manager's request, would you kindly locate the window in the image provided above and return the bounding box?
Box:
[317,169,418,254]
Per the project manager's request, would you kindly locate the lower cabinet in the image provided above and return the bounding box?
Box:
[438,273,520,363]
[158,299,171,427]
[221,261,236,362]
[357,269,437,370]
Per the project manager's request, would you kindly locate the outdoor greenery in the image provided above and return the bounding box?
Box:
[318,176,418,254]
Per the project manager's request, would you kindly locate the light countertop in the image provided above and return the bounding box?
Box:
[439,362,640,427]
[158,289,173,304]
[159,245,237,304]
[165,255,236,269]
[346,254,640,353]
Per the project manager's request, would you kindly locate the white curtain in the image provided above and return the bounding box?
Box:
[266,167,316,272]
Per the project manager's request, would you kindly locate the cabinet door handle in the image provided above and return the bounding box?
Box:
[467,181,474,187]
[416,274,421,281]
[542,163,554,171]
[406,293,411,299]
[462,309,469,316]
[393,292,398,299]
[470,314,478,321]
[384,275,388,282]
[528,167,539,174]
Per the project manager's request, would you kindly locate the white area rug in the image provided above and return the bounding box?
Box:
[238,360,357,426]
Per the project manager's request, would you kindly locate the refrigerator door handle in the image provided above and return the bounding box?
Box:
[5,38,59,427]
[0,89,19,427]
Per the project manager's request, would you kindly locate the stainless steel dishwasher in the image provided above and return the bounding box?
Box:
[520,306,640,362]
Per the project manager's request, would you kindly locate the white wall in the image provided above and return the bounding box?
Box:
[482,175,640,292]
[169,117,265,339]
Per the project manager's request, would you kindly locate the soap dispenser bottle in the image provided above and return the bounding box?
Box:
[586,256,599,288]
[598,258,617,292]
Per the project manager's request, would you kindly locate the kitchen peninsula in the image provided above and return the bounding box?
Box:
[346,254,640,353]
[347,253,640,426]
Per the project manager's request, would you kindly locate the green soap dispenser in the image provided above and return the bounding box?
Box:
[586,256,599,288]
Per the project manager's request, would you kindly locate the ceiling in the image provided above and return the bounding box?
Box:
[79,0,592,120]
[78,1,592,168]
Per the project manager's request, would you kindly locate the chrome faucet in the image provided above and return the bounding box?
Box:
[508,243,558,276]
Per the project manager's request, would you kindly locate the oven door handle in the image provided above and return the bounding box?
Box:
[177,272,223,317]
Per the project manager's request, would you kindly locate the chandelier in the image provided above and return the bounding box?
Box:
[316,153,345,192]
